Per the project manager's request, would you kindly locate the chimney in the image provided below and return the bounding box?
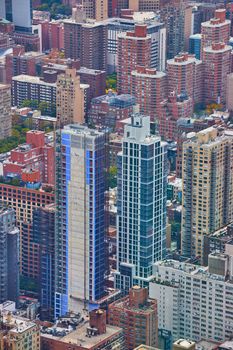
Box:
[89,309,106,335]
[215,9,226,23]
[135,25,147,38]
[129,286,148,308]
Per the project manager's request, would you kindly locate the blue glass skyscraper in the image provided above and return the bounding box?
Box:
[115,114,167,293]
[55,125,107,318]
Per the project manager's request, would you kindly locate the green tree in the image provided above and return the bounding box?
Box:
[21,99,38,109]
[38,101,49,114]
[106,73,117,91]
[108,165,117,188]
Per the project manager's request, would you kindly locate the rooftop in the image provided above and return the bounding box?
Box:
[202,18,231,27]
[41,318,122,349]
[12,75,56,87]
[64,18,107,28]
[190,33,202,39]
[131,68,166,78]
[62,324,120,348]
[154,257,233,282]
[208,223,233,240]
[118,31,151,40]
[167,53,201,65]
[0,18,12,24]
[174,339,195,349]
[77,67,105,75]
[196,340,220,350]
[1,312,37,333]
[62,124,105,138]
[11,51,44,58]
[217,340,233,349]
[92,92,136,107]
[204,44,232,53]
[105,16,163,28]
[134,346,159,350]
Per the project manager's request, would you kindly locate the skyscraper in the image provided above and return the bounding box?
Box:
[201,9,230,54]
[64,10,107,70]
[107,17,166,74]
[159,0,192,59]
[55,125,107,317]
[115,114,167,292]
[117,25,152,94]
[56,69,86,128]
[202,42,231,105]
[0,207,19,305]
[181,127,233,260]
[167,52,203,107]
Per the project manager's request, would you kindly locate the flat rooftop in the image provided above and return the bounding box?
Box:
[77,67,105,75]
[134,346,159,350]
[12,75,56,87]
[2,312,37,333]
[42,321,122,349]
[62,124,105,138]
[155,258,233,282]
[202,18,231,27]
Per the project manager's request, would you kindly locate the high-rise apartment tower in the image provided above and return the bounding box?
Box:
[115,114,167,292]
[181,127,233,260]
[55,125,107,317]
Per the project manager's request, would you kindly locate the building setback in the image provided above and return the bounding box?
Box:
[158,92,193,141]
[5,45,44,84]
[201,9,231,55]
[117,24,152,94]
[106,17,166,74]
[167,52,203,107]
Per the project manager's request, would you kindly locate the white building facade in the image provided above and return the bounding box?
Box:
[149,253,233,343]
